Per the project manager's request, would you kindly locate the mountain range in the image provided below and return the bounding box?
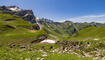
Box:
[0,6,105,60]
[0,6,105,45]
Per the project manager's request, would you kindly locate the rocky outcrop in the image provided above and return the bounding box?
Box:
[0,6,36,23]
[31,35,48,43]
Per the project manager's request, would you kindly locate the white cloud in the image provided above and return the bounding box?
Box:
[95,20,105,23]
[63,14,105,23]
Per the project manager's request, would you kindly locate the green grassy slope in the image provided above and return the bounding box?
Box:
[39,19,104,41]
[42,23,71,40]
[0,10,105,60]
[0,11,46,46]
[71,26,105,41]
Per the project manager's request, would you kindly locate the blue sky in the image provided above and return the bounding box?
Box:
[0,0,105,22]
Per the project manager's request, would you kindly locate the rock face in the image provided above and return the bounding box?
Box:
[38,18,104,36]
[31,35,48,43]
[0,6,36,23]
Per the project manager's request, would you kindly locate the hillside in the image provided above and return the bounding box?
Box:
[0,11,46,46]
[0,6,105,60]
[38,18,104,41]
[0,11,93,60]
[70,26,105,41]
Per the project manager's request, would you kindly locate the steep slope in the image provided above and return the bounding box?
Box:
[37,19,72,40]
[0,11,46,46]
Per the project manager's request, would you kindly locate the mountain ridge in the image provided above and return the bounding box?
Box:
[0,6,105,43]
[0,6,105,60]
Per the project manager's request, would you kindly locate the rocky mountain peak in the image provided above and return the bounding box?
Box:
[0,6,36,23]
[0,6,21,11]
[63,20,72,25]
[6,6,22,12]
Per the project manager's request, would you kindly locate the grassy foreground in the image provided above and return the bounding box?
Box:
[0,45,92,60]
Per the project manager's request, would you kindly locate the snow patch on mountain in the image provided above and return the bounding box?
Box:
[40,39,56,44]
[8,7,21,11]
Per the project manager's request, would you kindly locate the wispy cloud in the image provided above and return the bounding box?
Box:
[62,14,105,23]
